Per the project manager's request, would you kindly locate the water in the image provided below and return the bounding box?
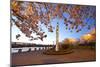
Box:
[11,47,52,53]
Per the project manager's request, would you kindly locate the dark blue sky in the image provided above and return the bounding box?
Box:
[49,16,95,42]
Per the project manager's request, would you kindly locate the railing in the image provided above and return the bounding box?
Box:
[15,46,54,53]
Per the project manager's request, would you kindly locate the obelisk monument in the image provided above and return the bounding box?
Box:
[55,22,59,51]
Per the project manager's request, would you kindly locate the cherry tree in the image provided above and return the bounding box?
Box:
[11,1,96,41]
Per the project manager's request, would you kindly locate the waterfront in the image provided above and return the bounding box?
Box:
[11,47,53,53]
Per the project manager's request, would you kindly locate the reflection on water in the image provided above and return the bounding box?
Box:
[11,47,41,53]
[11,47,51,53]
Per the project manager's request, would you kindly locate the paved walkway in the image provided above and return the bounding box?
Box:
[11,49,96,66]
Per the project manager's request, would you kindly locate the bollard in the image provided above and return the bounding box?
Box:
[18,49,22,53]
